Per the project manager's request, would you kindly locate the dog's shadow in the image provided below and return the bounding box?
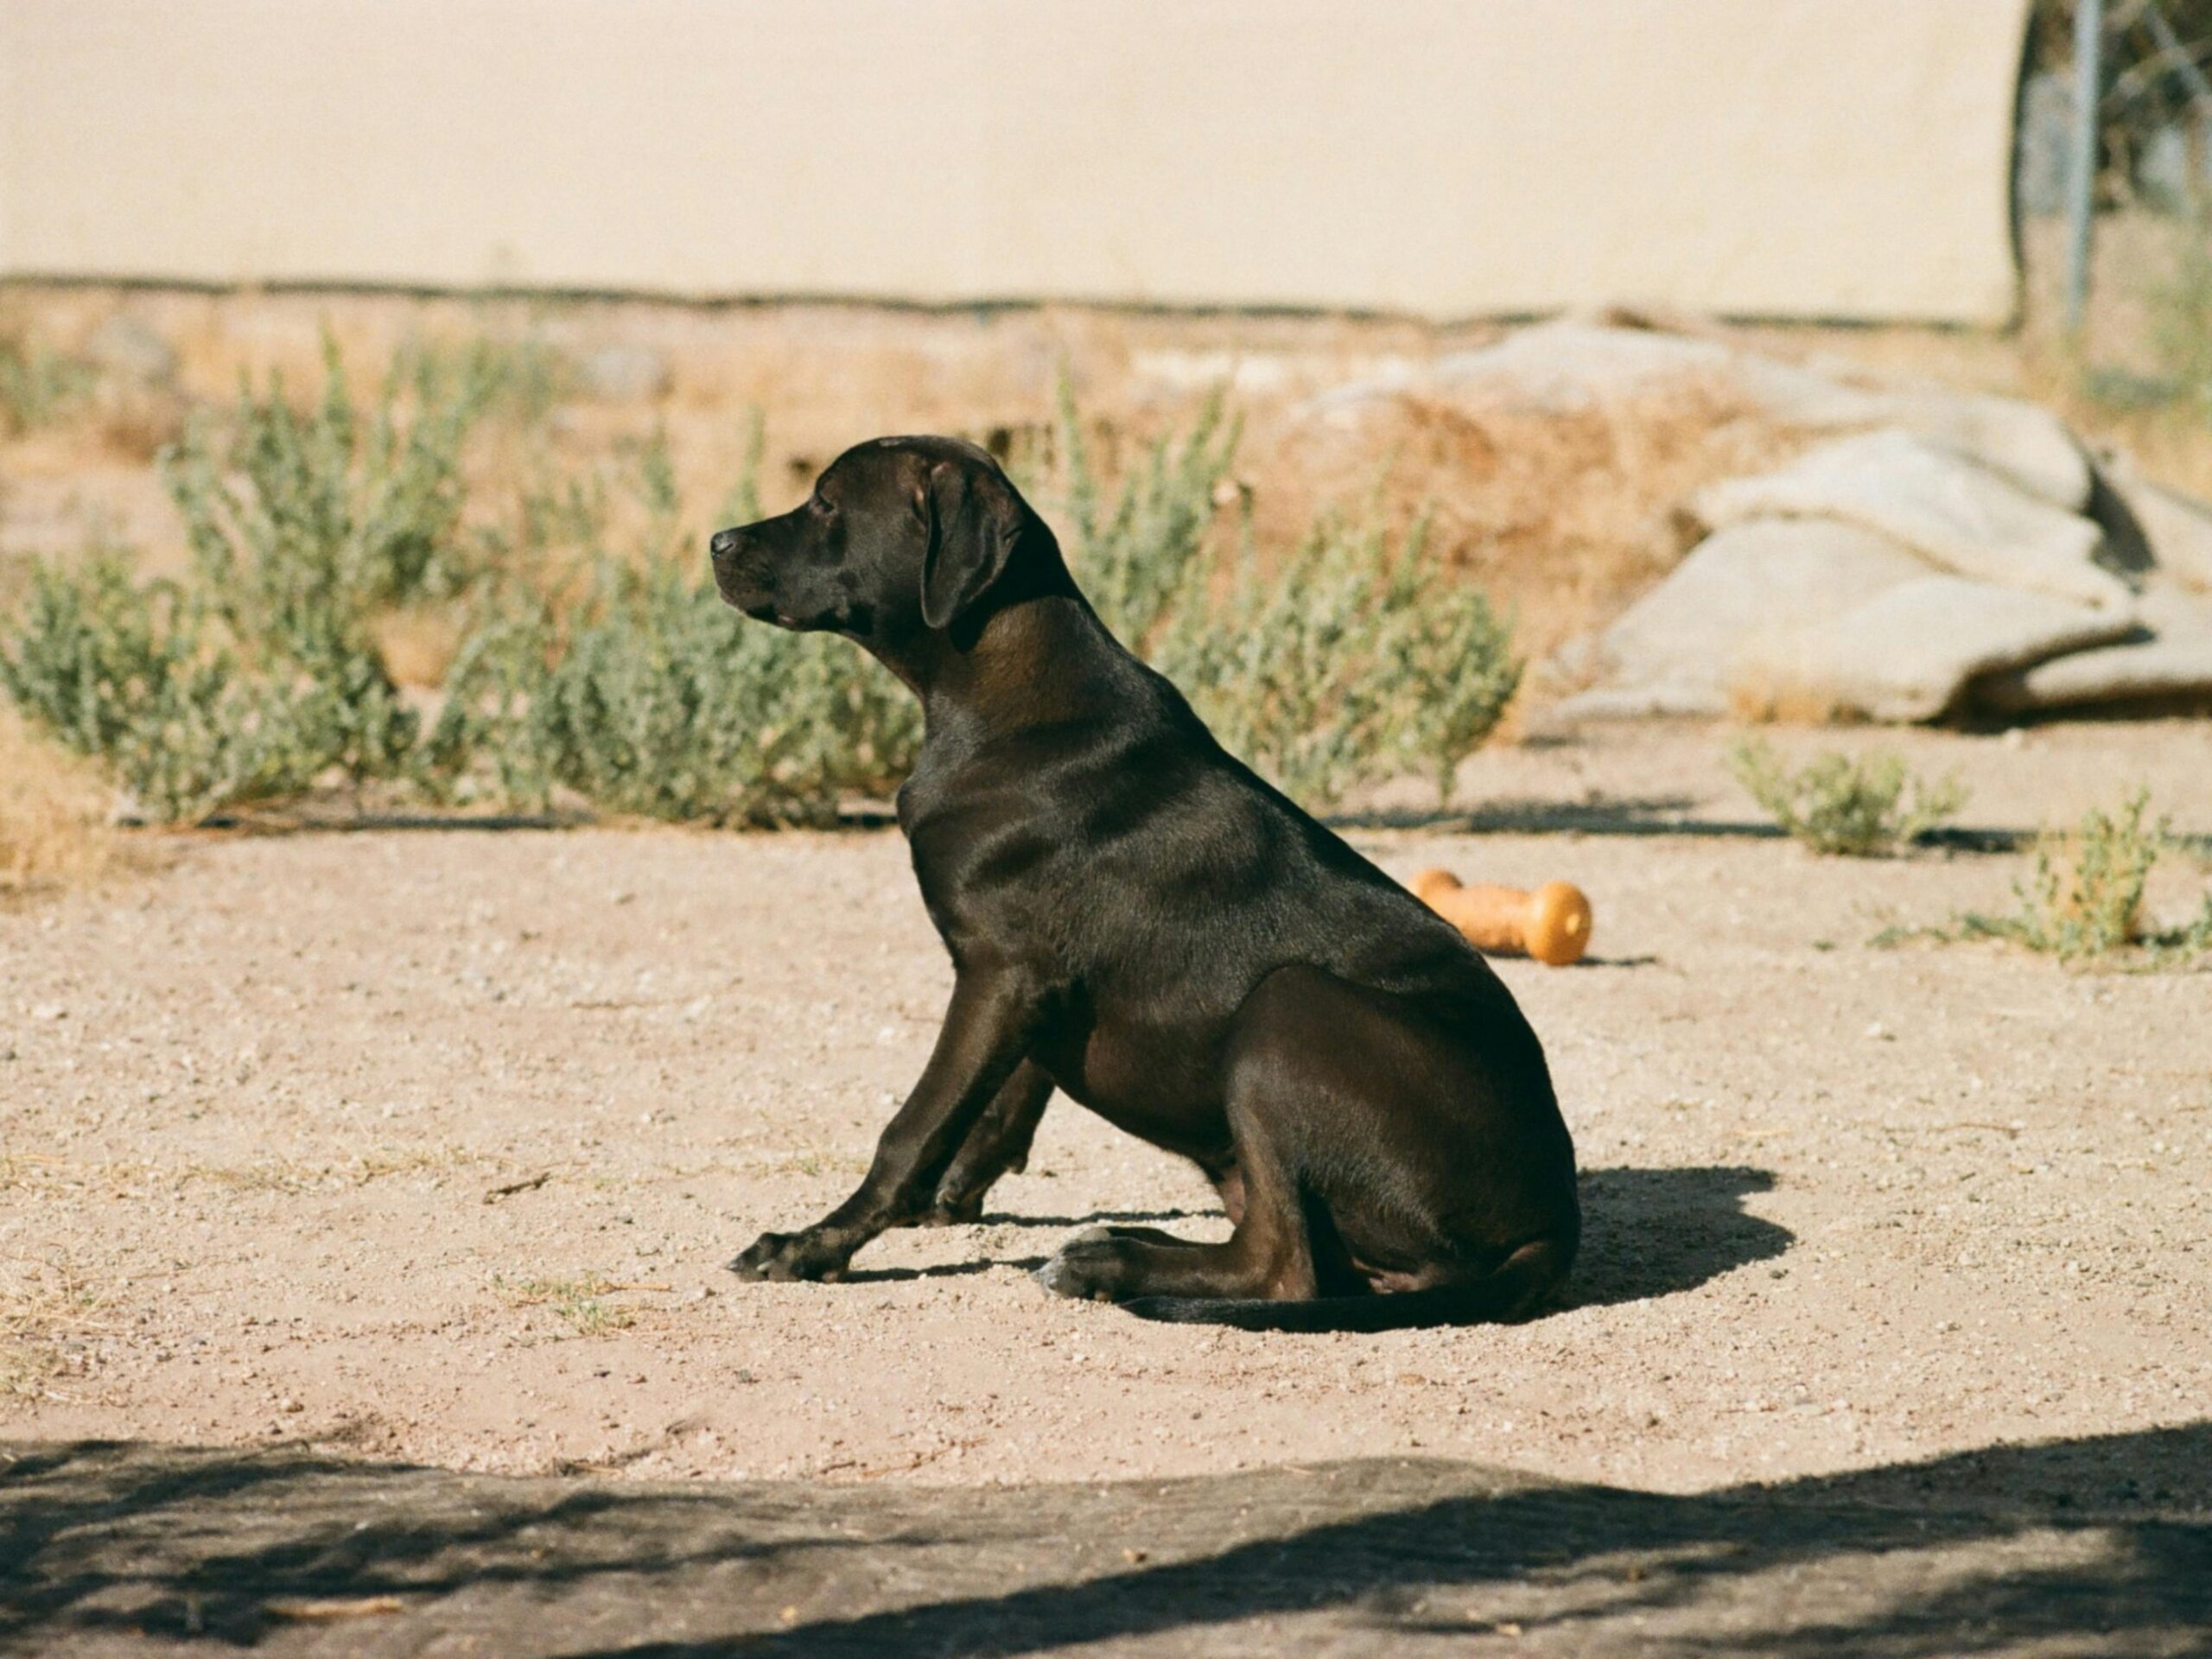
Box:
[1567,1164,1790,1309]
[837,1257,1047,1283]
[841,1176,1789,1306]
[835,1211,1200,1282]
[969,1208,1202,1231]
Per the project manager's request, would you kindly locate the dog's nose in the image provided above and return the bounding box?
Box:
[709,528,740,560]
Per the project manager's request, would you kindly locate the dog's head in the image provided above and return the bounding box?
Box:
[709,437,1052,658]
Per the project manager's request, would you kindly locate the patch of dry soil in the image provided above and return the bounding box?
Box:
[2,725,2208,1501]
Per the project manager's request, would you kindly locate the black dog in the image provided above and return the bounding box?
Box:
[709,437,1577,1330]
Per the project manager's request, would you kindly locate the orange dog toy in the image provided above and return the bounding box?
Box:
[1410,869,1593,966]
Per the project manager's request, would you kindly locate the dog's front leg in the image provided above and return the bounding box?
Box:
[730,969,1040,1281]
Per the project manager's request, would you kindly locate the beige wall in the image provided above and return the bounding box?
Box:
[0,0,2030,323]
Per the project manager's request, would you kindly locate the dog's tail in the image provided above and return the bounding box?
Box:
[1119,1236,1574,1334]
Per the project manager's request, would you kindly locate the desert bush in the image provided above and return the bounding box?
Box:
[392,334,572,431]
[0,332,95,435]
[1958,790,2212,963]
[430,436,918,825]
[0,711,123,900]
[0,550,410,821]
[1728,739,1968,856]
[6,347,1519,824]
[1055,386,1519,806]
[1058,389,1242,650]
[165,334,489,623]
[0,342,491,818]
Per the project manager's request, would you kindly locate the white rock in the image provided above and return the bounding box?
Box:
[1694,430,2129,609]
[87,315,177,385]
[1552,519,1930,720]
[1973,589,2212,713]
[1811,390,2091,511]
[1731,575,2140,723]
[576,345,671,402]
[2097,461,2212,593]
[1306,322,2092,507]
[1423,323,1749,411]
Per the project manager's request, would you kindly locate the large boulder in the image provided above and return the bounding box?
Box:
[576,344,671,402]
[1548,519,1931,721]
[1789,385,2091,511]
[1973,588,2212,714]
[2094,459,2212,593]
[1306,322,2092,506]
[1309,321,1847,421]
[1694,430,2130,609]
[87,314,177,386]
[1730,576,2140,723]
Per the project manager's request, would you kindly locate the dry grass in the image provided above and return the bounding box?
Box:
[175,1146,480,1195]
[0,1254,116,1400]
[1262,383,1802,667]
[0,710,127,901]
[370,605,467,690]
[491,1273,639,1337]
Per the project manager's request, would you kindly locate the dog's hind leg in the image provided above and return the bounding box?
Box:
[925,1059,1054,1224]
[1034,1091,1318,1303]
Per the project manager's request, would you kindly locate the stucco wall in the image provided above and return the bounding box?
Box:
[0,0,2031,323]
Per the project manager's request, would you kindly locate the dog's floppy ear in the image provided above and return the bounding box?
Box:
[919,460,1023,630]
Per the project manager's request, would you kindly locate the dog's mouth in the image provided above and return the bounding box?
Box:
[712,575,788,627]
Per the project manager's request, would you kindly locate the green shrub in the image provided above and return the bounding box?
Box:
[1058,388,1241,651]
[4,347,1520,824]
[0,551,397,821]
[0,334,95,435]
[165,334,488,624]
[1054,385,1518,807]
[1729,739,1967,856]
[392,334,571,431]
[0,340,491,818]
[430,439,918,825]
[1958,790,2212,963]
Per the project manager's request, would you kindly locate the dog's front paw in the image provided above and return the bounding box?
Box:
[1033,1227,1126,1302]
[728,1230,849,1283]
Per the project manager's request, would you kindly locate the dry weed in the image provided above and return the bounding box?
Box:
[1265,384,1802,664]
[491,1273,639,1337]
[371,605,467,689]
[175,1146,479,1195]
[0,1254,116,1400]
[0,710,125,901]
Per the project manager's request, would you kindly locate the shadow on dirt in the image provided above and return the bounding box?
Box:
[840,1167,1785,1308]
[3,1424,2207,1656]
[1569,1164,1790,1310]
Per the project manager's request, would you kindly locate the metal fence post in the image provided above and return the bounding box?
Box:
[2065,0,2106,335]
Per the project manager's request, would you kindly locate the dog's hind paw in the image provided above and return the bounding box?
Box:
[1033,1228,1122,1301]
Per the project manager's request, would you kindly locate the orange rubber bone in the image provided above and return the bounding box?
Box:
[1409,869,1593,966]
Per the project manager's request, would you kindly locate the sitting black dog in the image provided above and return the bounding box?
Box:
[709,437,1577,1330]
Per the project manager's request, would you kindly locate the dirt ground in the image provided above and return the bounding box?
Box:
[7,1435,2209,1655]
[3,721,2209,1501]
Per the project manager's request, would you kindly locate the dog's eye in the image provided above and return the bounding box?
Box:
[810,493,836,518]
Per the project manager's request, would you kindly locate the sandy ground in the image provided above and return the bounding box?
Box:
[9,1437,2209,1656]
[3,722,2209,1510]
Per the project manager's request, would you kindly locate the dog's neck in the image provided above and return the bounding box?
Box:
[894,587,1132,749]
